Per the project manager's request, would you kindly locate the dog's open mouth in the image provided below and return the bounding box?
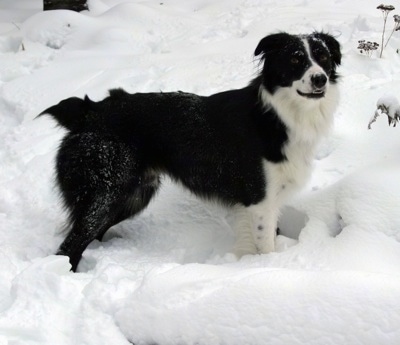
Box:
[297,89,325,99]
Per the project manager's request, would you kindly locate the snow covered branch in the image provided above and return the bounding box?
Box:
[368,95,400,129]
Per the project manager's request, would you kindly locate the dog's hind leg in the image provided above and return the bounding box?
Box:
[55,133,159,271]
[57,190,128,271]
[57,181,158,271]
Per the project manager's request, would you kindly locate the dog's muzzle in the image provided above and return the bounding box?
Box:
[297,73,328,99]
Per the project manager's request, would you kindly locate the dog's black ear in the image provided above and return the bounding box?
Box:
[313,32,342,66]
[254,33,292,58]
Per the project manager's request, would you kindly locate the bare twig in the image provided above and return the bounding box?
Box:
[385,14,400,47]
[377,4,395,57]
[11,22,25,51]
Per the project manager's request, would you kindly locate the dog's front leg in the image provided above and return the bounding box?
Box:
[233,205,258,257]
[247,201,279,254]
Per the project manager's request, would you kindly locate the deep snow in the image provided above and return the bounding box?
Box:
[1,0,400,344]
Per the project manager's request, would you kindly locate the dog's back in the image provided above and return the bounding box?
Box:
[43,87,269,270]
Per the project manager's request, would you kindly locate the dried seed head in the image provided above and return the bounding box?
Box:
[377,4,395,11]
[357,41,379,51]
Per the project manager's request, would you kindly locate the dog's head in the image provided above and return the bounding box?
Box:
[255,32,341,100]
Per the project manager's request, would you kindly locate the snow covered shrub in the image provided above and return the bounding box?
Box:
[357,40,379,56]
[368,94,400,129]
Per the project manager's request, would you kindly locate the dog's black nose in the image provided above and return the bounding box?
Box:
[311,73,328,89]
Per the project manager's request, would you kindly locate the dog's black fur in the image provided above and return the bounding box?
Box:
[41,32,341,271]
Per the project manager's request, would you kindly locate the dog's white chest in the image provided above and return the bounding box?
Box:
[264,138,315,204]
[259,84,339,204]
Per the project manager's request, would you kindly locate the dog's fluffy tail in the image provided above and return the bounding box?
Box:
[38,95,93,131]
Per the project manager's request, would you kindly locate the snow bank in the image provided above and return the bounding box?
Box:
[0,0,400,344]
[117,267,400,345]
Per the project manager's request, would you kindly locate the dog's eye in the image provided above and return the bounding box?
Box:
[319,55,328,62]
[290,57,299,64]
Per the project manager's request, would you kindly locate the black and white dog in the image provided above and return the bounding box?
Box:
[41,32,341,271]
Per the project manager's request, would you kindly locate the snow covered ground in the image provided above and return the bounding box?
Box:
[1,0,400,344]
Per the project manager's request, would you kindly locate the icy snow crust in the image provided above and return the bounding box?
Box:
[1,0,400,344]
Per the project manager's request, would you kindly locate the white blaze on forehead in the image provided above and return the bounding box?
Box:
[301,38,325,74]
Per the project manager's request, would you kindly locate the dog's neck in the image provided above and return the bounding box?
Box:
[258,85,339,145]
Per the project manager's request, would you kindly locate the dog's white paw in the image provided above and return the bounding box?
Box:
[257,240,276,254]
[233,243,258,258]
